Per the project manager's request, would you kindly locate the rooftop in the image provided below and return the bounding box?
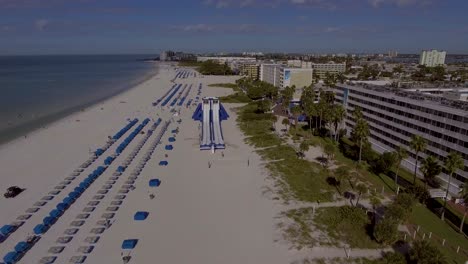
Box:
[338,83,468,115]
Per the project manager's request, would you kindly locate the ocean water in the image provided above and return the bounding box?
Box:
[0,54,157,145]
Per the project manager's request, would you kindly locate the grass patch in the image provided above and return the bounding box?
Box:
[178,61,202,67]
[219,92,252,103]
[208,83,241,92]
[237,103,334,203]
[314,206,382,248]
[409,203,468,264]
[281,207,317,250]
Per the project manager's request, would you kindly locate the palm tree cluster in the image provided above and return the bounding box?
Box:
[294,83,346,140]
[350,107,370,163]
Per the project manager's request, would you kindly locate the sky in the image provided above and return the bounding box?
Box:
[0,0,467,55]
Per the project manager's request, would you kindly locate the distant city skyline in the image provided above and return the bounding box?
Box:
[0,0,467,55]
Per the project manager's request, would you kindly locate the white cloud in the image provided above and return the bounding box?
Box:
[35,19,49,31]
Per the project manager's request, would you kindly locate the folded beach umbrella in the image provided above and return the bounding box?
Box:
[149,179,161,187]
[165,145,173,150]
[14,241,30,253]
[121,239,138,249]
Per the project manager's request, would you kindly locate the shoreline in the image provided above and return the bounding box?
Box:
[0,62,161,148]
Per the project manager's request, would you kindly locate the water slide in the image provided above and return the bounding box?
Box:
[211,98,225,149]
[200,98,211,150]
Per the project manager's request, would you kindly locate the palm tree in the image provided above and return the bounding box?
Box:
[355,183,367,207]
[353,119,370,163]
[331,105,346,141]
[441,152,464,220]
[458,183,468,233]
[290,105,302,130]
[394,146,408,186]
[410,135,427,184]
[301,85,316,133]
[271,115,278,131]
[299,141,309,159]
[410,240,447,264]
[305,104,318,134]
[420,156,442,189]
[334,166,350,195]
[281,118,289,131]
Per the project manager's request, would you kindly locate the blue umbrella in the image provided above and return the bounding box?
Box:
[3,251,19,264]
[74,187,85,193]
[168,137,176,142]
[14,241,30,253]
[56,203,67,211]
[49,209,61,218]
[158,161,168,166]
[63,197,74,205]
[79,182,89,189]
[43,216,56,226]
[69,191,80,199]
[0,225,13,235]
[33,224,47,234]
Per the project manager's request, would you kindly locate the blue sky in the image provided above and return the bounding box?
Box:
[0,0,467,55]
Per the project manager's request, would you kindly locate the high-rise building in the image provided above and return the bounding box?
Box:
[160,50,175,61]
[311,63,346,79]
[333,84,468,195]
[279,68,314,89]
[260,64,282,88]
[240,63,260,80]
[388,51,398,58]
[287,60,302,68]
[419,50,447,67]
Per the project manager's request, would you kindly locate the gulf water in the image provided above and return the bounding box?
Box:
[0,54,157,145]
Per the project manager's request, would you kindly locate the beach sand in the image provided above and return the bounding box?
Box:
[0,64,300,263]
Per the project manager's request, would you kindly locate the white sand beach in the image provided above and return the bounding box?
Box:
[0,64,298,264]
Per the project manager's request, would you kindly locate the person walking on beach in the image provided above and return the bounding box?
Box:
[221,152,224,158]
[247,158,250,167]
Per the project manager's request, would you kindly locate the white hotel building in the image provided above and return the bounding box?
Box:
[333,84,468,195]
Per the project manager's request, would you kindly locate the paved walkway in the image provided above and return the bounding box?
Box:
[281,197,393,212]
[289,246,393,261]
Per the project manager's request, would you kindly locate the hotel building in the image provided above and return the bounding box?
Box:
[419,50,447,67]
[333,84,468,195]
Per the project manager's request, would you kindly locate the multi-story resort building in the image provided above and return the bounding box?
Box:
[260,64,282,88]
[260,64,314,89]
[333,83,468,195]
[239,63,260,80]
[419,49,446,67]
[279,68,314,89]
[310,63,346,79]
